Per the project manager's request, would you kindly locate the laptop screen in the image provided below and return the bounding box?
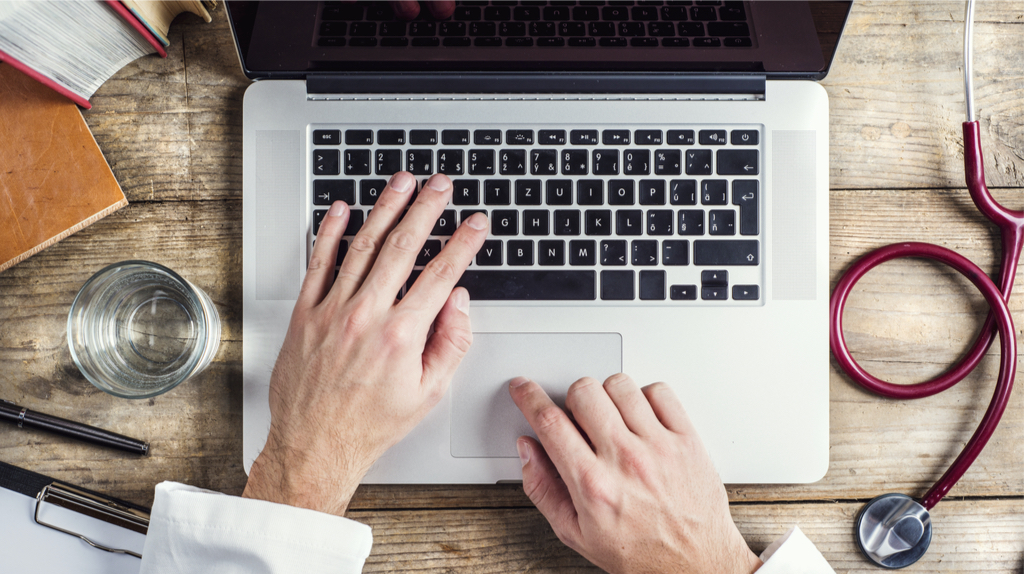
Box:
[227,1,851,81]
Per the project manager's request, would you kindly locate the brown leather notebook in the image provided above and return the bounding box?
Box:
[0,63,128,273]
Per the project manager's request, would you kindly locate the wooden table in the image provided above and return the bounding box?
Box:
[1,2,1022,571]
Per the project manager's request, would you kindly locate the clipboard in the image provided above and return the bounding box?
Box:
[0,460,150,573]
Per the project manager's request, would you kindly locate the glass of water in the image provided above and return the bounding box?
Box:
[68,261,221,399]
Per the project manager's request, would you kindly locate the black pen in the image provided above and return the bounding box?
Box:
[0,400,149,455]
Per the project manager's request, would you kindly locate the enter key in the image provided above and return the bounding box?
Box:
[732,180,758,235]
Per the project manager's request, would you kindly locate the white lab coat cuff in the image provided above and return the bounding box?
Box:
[140,482,373,574]
[757,526,835,574]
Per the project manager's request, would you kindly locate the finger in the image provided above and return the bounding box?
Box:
[641,382,695,435]
[362,173,453,305]
[517,436,583,551]
[333,171,416,302]
[426,0,456,19]
[298,201,349,310]
[509,378,595,479]
[602,373,663,437]
[391,1,420,20]
[420,288,472,398]
[400,211,487,319]
[564,376,629,455]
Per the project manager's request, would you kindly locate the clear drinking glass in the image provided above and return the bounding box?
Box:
[68,261,221,399]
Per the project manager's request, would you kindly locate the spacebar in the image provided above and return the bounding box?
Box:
[455,270,597,300]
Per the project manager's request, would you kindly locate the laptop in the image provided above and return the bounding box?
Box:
[230,1,851,484]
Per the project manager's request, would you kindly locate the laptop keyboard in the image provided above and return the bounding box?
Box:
[311,124,762,303]
[317,1,753,49]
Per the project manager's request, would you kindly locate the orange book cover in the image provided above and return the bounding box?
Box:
[0,63,128,273]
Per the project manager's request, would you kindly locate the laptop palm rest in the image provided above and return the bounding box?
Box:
[450,332,622,458]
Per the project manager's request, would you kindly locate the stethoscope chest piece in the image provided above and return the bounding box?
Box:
[855,493,932,569]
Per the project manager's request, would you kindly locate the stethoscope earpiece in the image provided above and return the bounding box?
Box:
[855,494,932,569]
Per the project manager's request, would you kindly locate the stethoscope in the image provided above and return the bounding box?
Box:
[829,0,1023,568]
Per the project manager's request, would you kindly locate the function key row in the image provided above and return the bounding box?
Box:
[312,128,759,147]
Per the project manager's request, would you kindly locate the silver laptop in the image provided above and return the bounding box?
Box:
[231,1,851,484]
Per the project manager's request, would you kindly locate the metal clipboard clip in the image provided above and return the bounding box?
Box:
[34,483,150,559]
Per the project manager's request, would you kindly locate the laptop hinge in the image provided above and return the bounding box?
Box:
[306,73,766,100]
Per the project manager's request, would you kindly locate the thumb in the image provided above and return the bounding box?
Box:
[421,288,473,397]
[518,437,583,550]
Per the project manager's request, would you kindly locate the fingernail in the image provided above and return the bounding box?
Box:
[328,201,347,217]
[516,438,531,467]
[509,376,530,389]
[389,172,415,194]
[424,173,451,192]
[454,289,470,314]
[465,212,487,230]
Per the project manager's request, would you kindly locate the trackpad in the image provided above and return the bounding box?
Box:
[450,333,622,458]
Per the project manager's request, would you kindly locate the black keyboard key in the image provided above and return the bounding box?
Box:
[475,130,502,145]
[709,22,750,37]
[639,270,666,300]
[732,180,758,235]
[577,180,603,205]
[377,130,406,145]
[717,149,759,175]
[455,6,480,20]
[648,22,676,37]
[685,149,712,175]
[662,37,690,47]
[602,130,630,145]
[452,179,480,205]
[619,22,646,37]
[322,4,360,20]
[623,149,650,175]
[344,150,370,175]
[457,270,596,300]
[433,210,457,235]
[460,209,486,225]
[544,5,570,20]
[561,150,588,175]
[701,180,728,205]
[570,240,597,266]
[469,149,495,175]
[602,6,629,20]
[506,37,534,47]
[571,130,599,145]
[334,240,348,266]
[701,270,728,287]
[471,22,498,36]
[560,21,586,36]
[314,149,341,175]
[538,240,565,266]
[632,240,658,266]
[508,240,534,266]
[492,209,519,235]
[344,209,365,236]
[667,129,695,145]
[538,37,566,47]
[514,5,540,20]
[409,130,437,145]
[662,240,689,265]
[670,284,697,300]
[678,210,705,235]
[662,6,689,20]
[691,6,717,20]
[439,22,466,36]
[693,37,721,47]
[314,179,355,205]
[601,240,627,265]
[607,180,635,205]
[360,179,387,205]
[313,209,327,235]
[313,129,340,145]
[670,179,697,205]
[485,6,511,20]
[678,22,705,36]
[724,37,753,47]
[442,130,470,145]
[573,6,599,20]
[635,130,663,145]
[546,180,573,205]
[599,38,628,47]
[500,149,527,175]
[699,129,727,145]
[523,210,549,235]
[733,285,759,301]
[475,36,502,46]
[593,150,619,175]
[702,286,728,300]
[539,129,567,145]
[530,21,556,36]
[615,210,643,235]
[655,150,682,175]
[416,239,442,266]
[731,130,759,145]
[647,210,673,235]
[375,149,402,175]
[318,37,346,47]
[694,240,759,265]
[345,130,373,145]
[709,210,736,235]
[515,179,542,205]
[406,149,432,175]
[507,130,534,145]
[570,37,597,47]
[531,149,558,175]
[554,210,581,236]
[438,149,464,175]
[601,270,634,300]
[484,179,511,205]
[380,22,406,36]
[630,38,659,47]
[632,6,659,20]
[720,1,746,21]
[586,209,612,236]
[348,22,376,36]
[476,240,503,266]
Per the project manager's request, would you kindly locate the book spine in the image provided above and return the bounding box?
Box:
[104,0,167,57]
[123,3,171,46]
[0,50,91,109]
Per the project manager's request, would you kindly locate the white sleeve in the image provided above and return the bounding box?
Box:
[139,482,373,574]
[756,526,836,574]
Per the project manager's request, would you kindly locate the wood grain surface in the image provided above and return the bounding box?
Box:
[1,2,1023,572]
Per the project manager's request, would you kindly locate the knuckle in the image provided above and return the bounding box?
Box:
[349,234,378,255]
[577,464,616,507]
[424,257,458,282]
[534,405,567,434]
[386,229,419,253]
[382,315,418,349]
[342,299,375,333]
[441,324,473,355]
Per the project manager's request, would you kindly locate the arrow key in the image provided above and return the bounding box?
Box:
[732,285,759,300]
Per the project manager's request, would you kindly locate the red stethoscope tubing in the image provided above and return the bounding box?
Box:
[829,121,1023,510]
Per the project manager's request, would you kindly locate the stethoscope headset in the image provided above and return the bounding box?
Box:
[829,0,1023,568]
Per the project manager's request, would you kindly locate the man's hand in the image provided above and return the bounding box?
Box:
[510,374,762,574]
[243,172,487,515]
